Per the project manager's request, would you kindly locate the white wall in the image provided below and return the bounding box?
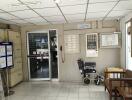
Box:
[120,12,132,68]
[21,20,121,82]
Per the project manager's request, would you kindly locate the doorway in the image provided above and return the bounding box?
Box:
[126,22,132,70]
[27,30,58,80]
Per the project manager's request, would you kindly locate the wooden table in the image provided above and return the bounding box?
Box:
[116,87,132,100]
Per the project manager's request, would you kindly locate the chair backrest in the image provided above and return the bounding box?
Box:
[84,62,96,68]
[125,70,132,85]
[125,70,132,78]
[77,59,84,70]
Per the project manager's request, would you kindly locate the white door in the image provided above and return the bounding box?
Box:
[126,22,132,70]
[27,31,51,80]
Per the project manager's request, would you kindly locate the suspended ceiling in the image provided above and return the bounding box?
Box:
[0,0,132,25]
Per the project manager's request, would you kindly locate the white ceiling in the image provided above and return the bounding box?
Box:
[0,0,131,25]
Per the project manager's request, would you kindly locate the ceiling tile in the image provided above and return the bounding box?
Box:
[35,7,62,16]
[11,19,28,24]
[21,0,56,8]
[0,13,19,20]
[68,19,84,23]
[87,12,107,19]
[59,0,87,6]
[107,10,132,18]
[44,16,65,22]
[61,4,86,14]
[24,17,47,23]
[35,22,48,25]
[52,21,66,24]
[0,0,29,12]
[89,0,118,3]
[113,0,132,11]
[88,2,116,12]
[65,14,84,21]
[0,19,17,24]
[10,10,39,19]
[19,23,35,26]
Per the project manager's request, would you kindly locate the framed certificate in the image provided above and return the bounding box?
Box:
[7,45,13,55]
[0,45,6,57]
[100,32,121,48]
[0,57,6,68]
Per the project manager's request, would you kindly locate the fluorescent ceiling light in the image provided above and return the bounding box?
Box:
[54,0,61,4]
[11,1,41,6]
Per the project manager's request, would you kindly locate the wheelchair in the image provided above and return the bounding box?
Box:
[77,59,103,85]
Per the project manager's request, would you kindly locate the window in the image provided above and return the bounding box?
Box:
[64,34,79,54]
[126,21,132,70]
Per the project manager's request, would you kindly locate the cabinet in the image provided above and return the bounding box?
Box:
[0,29,5,41]
[86,33,98,57]
[8,31,23,87]
[0,29,5,100]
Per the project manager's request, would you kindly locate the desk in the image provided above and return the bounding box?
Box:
[116,87,132,100]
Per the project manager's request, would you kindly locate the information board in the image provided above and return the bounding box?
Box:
[0,57,6,68]
[0,45,6,57]
[7,56,13,67]
[0,42,13,69]
[7,45,13,55]
[100,32,121,48]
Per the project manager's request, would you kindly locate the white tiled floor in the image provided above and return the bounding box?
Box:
[5,82,109,100]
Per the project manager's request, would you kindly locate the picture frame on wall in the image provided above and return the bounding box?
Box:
[100,32,121,48]
[86,33,98,57]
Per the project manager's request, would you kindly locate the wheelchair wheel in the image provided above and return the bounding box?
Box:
[84,77,90,84]
[94,79,100,85]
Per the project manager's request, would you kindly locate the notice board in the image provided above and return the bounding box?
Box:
[100,32,121,48]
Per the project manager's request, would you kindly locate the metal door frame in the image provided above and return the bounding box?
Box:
[125,22,132,70]
[49,29,60,81]
[27,30,51,81]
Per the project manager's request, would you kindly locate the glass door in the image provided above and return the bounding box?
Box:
[27,32,50,80]
[126,22,132,70]
[49,30,58,79]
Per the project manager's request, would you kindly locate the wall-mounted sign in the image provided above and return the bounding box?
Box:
[0,57,6,68]
[100,32,121,48]
[86,33,98,57]
[0,45,6,57]
[0,42,13,69]
[78,23,92,29]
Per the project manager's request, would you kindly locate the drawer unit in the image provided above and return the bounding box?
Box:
[8,31,20,40]
[9,70,23,87]
[13,44,21,51]
[8,31,23,87]
[8,31,21,45]
[13,50,22,58]
[10,66,22,75]
[10,62,22,73]
[0,29,5,41]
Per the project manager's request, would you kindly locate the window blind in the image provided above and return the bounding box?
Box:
[64,34,79,54]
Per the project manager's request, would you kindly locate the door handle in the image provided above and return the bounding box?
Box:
[27,55,49,59]
[27,55,39,58]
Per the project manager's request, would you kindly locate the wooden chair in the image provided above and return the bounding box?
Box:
[104,67,125,100]
[104,68,132,100]
[116,70,132,100]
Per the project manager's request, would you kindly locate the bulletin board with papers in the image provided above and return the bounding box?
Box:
[64,34,80,54]
[86,33,98,57]
[100,32,121,48]
[0,42,13,69]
